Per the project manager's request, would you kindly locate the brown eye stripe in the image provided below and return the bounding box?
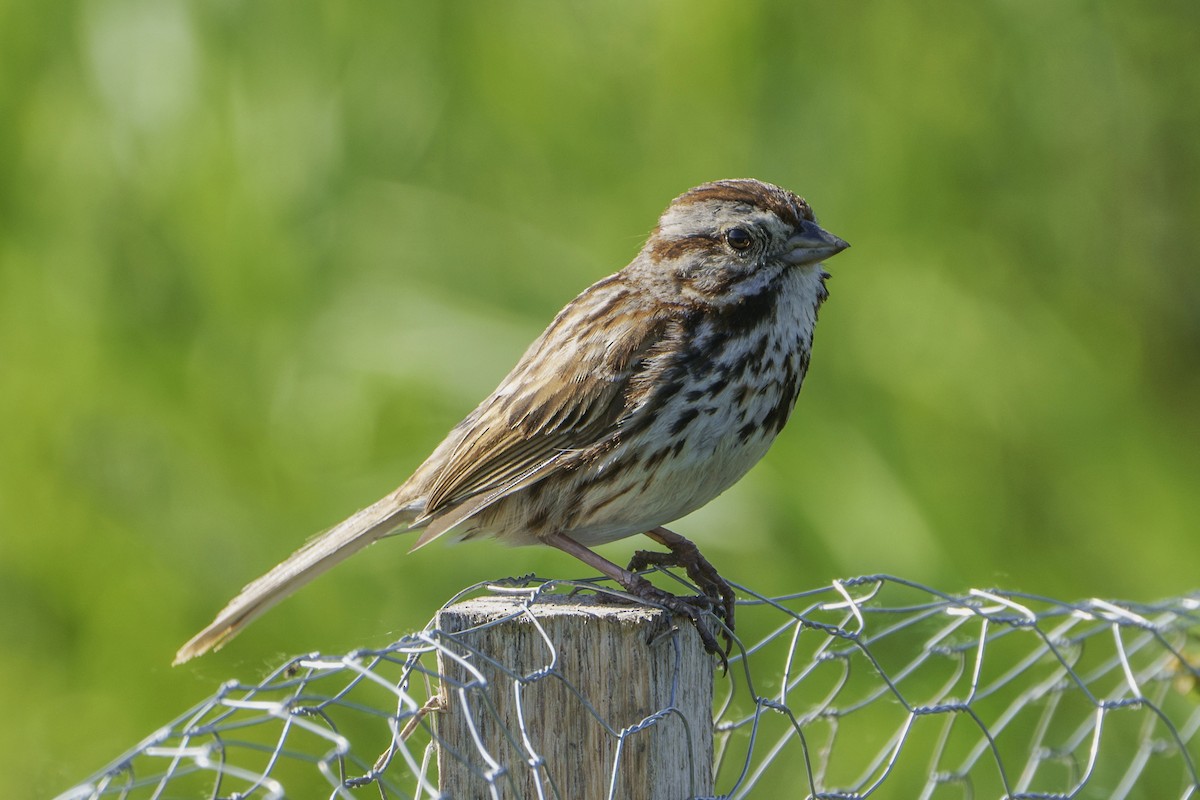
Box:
[647,233,723,262]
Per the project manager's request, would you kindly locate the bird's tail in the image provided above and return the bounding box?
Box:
[173,493,419,665]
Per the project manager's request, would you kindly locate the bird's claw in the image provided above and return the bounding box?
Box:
[607,576,730,671]
[618,544,736,667]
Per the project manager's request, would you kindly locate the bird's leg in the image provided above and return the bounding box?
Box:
[629,527,736,649]
[545,532,728,665]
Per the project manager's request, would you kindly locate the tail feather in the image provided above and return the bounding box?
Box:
[173,494,418,665]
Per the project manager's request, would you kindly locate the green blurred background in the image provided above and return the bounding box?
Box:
[3,1,1198,796]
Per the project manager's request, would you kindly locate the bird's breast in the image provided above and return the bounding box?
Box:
[466,267,826,549]
[556,270,823,546]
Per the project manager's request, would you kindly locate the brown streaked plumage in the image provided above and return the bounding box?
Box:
[174,179,849,665]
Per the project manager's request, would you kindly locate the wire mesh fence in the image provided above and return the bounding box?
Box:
[58,573,1200,799]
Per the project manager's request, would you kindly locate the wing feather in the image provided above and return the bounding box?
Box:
[409,278,675,545]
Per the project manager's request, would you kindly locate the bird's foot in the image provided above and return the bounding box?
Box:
[543,529,733,669]
[628,528,736,648]
[604,573,729,670]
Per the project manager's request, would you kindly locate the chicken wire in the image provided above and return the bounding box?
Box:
[57,574,1200,800]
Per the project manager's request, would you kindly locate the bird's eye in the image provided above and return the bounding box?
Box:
[724,227,752,251]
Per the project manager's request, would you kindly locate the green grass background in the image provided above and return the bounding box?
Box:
[3,1,1198,796]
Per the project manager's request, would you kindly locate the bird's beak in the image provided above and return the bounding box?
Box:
[784,219,850,266]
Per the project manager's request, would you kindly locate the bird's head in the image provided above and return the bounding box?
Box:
[633,178,849,305]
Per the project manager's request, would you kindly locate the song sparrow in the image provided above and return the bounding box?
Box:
[175,179,848,665]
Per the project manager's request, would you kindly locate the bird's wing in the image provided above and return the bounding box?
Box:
[410,280,680,548]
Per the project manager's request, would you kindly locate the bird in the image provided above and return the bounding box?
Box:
[174,178,849,665]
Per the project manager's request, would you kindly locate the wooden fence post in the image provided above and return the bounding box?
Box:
[435,593,714,799]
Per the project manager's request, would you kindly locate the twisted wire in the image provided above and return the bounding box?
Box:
[57,575,1200,799]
